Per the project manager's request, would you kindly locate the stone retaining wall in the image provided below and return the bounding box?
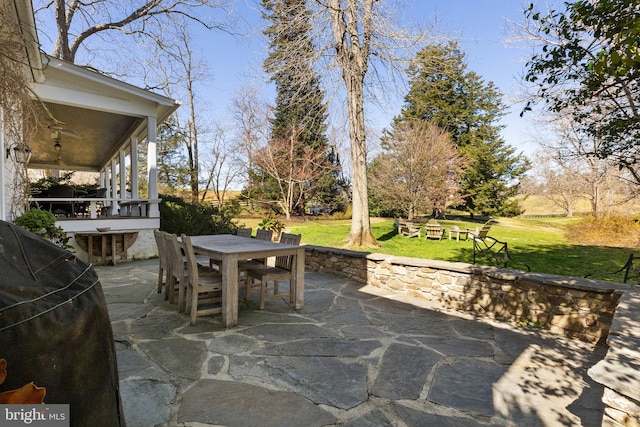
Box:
[304,245,639,427]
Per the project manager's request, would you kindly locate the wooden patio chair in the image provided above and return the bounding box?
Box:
[424,220,445,240]
[255,228,274,242]
[181,234,223,325]
[165,232,221,311]
[163,232,188,308]
[237,227,252,238]
[467,219,494,240]
[394,217,403,234]
[245,232,301,309]
[399,221,421,238]
[153,230,169,296]
[238,228,274,298]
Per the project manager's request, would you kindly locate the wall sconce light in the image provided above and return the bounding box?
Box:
[54,141,61,152]
[5,142,32,164]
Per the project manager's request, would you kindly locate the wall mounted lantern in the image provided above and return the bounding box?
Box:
[5,142,32,164]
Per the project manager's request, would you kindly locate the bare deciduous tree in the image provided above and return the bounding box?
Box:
[200,122,244,208]
[37,0,231,63]
[530,150,587,217]
[531,115,634,216]
[306,0,426,246]
[369,120,464,220]
[146,22,208,203]
[231,86,271,209]
[324,0,374,245]
[253,125,336,220]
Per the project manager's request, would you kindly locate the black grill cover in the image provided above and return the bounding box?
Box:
[0,220,125,426]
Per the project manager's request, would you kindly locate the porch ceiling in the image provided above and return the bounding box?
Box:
[26,55,179,172]
[28,102,142,171]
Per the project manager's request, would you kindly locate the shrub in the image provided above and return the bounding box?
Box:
[158,194,238,236]
[258,215,286,233]
[565,213,640,248]
[331,204,352,220]
[14,209,71,249]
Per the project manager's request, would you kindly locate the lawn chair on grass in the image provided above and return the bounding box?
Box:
[467,219,494,240]
[399,221,421,238]
[424,220,445,240]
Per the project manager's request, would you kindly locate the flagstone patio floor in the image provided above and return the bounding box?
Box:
[96,258,607,427]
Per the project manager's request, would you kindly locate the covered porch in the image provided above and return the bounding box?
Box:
[30,55,178,263]
[2,22,179,263]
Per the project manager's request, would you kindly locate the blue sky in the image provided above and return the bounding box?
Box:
[33,0,562,157]
[196,0,563,157]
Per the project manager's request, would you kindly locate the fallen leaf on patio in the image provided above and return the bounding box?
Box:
[0,359,46,404]
[0,359,6,385]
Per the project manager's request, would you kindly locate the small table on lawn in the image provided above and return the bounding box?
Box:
[189,234,305,328]
[449,227,469,241]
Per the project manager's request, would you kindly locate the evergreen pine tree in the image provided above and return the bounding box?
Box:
[259,0,341,215]
[396,41,529,217]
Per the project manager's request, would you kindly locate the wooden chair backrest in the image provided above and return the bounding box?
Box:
[180,234,200,285]
[472,220,494,239]
[476,225,492,239]
[237,227,252,238]
[275,233,301,270]
[163,233,185,279]
[425,223,440,229]
[153,230,168,269]
[255,228,273,241]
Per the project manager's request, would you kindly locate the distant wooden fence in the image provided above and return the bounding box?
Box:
[518,213,568,218]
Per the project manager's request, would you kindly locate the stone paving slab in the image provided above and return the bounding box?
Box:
[96,259,607,427]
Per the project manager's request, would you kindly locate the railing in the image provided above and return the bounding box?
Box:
[585,253,639,285]
[28,197,152,219]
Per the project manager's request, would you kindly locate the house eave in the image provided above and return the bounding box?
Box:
[13,0,44,83]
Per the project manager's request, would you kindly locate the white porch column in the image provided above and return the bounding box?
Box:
[119,149,126,198]
[130,137,139,199]
[110,158,118,213]
[146,116,159,218]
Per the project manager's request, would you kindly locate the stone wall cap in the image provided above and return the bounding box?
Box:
[608,290,640,340]
[305,245,371,259]
[588,342,640,402]
[388,256,474,273]
[538,275,630,292]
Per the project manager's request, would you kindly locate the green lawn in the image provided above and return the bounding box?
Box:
[239,216,636,283]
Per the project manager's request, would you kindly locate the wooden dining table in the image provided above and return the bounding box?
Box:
[188,234,305,328]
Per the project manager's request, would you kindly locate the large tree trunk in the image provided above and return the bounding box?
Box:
[329,0,377,247]
[345,76,377,246]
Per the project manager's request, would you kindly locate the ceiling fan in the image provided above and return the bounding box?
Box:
[48,122,80,140]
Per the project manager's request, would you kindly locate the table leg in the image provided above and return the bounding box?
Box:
[111,234,117,265]
[87,234,94,264]
[123,234,129,261]
[221,254,239,328]
[294,247,305,310]
[101,235,107,265]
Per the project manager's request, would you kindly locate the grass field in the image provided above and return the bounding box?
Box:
[237,215,638,283]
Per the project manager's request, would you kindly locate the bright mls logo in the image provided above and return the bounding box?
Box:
[0,405,69,426]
